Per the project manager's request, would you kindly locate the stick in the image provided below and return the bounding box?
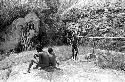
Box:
[78,36,125,39]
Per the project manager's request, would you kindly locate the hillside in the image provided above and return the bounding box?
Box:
[0,46,125,82]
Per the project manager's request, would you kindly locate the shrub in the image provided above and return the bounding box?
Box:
[96,50,125,71]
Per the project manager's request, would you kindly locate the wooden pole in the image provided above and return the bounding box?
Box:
[77,36,125,54]
[77,36,125,39]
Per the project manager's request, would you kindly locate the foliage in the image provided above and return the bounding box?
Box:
[0,0,65,49]
[62,6,125,51]
[96,49,125,71]
[1,0,125,52]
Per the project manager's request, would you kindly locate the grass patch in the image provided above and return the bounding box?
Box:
[95,49,125,71]
[0,45,125,74]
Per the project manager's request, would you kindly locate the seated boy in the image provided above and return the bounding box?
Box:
[27,45,50,73]
[48,48,59,68]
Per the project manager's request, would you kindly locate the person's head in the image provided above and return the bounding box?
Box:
[48,48,53,54]
[36,44,43,52]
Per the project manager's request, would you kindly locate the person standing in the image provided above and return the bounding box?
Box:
[71,32,79,60]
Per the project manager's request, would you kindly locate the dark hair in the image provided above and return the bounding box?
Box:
[36,44,43,52]
[48,48,53,53]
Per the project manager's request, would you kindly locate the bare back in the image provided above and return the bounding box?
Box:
[48,52,56,67]
[38,51,50,66]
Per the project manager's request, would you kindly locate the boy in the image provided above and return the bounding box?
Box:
[48,48,59,68]
[27,44,50,73]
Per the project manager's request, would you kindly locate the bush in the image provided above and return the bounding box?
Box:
[96,50,125,71]
[1,0,125,53]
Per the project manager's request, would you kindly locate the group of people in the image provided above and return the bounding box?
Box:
[27,44,59,73]
[27,29,79,73]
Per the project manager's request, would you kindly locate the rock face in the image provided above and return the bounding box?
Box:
[24,12,39,33]
[0,18,25,52]
[11,18,26,44]
[22,12,40,50]
[0,12,40,52]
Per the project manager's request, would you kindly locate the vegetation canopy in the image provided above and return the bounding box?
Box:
[0,0,125,53]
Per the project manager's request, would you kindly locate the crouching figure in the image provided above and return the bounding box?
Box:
[27,45,59,73]
[48,48,59,68]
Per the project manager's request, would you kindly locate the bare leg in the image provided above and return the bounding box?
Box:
[72,47,75,59]
[39,64,50,70]
[33,64,39,69]
[27,60,37,73]
[75,47,78,60]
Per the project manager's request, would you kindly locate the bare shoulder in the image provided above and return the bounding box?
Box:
[38,51,49,56]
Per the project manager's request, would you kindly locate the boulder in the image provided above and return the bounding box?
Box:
[24,12,39,33]
[0,18,25,52]
[0,12,40,52]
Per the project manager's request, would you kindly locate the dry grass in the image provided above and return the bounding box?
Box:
[0,46,72,71]
[1,45,125,71]
[57,46,125,71]
[0,45,125,81]
[95,49,125,71]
